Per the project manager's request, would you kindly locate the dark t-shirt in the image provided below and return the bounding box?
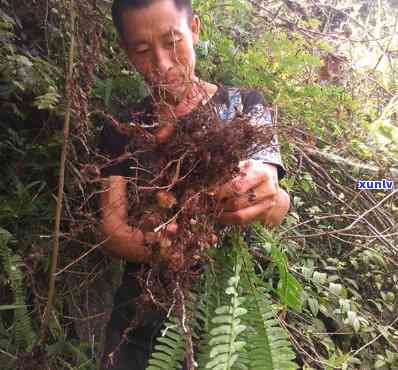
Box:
[99,83,286,282]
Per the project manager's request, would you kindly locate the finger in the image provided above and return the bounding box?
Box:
[260,189,290,227]
[216,163,268,201]
[155,123,176,144]
[222,183,276,212]
[219,198,276,226]
[165,221,178,236]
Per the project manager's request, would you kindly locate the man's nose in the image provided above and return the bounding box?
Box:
[152,48,174,78]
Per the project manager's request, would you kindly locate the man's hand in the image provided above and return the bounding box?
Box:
[216,160,290,226]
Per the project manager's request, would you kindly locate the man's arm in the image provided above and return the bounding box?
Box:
[100,175,152,263]
[98,117,154,263]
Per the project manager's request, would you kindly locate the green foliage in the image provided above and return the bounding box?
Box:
[33,86,61,111]
[0,228,36,352]
[0,127,56,236]
[284,167,398,369]
[203,255,247,370]
[245,291,297,370]
[146,316,186,370]
[194,2,355,143]
[46,337,100,370]
[251,224,303,312]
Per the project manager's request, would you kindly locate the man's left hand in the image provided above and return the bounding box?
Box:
[216,160,290,226]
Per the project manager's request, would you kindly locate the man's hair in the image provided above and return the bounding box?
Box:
[112,0,193,40]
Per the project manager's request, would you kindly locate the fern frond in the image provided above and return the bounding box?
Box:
[239,230,298,370]
[0,228,36,351]
[245,291,298,370]
[146,315,186,370]
[201,252,247,370]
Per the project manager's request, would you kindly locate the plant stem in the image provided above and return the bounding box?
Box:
[40,0,76,343]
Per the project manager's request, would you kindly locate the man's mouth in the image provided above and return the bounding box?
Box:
[160,79,179,86]
[153,81,183,92]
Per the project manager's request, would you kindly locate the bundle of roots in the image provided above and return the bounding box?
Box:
[91,96,281,370]
[104,100,276,310]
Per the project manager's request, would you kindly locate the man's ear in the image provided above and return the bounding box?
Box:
[191,15,200,46]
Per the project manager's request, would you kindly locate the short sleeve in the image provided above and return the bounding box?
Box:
[98,97,154,178]
[98,121,130,177]
[242,90,286,180]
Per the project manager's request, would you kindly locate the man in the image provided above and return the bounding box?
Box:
[99,0,290,368]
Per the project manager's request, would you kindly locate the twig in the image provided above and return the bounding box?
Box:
[0,348,17,360]
[40,0,76,343]
[153,208,185,233]
[305,147,398,178]
[54,237,110,276]
[286,189,397,242]
[351,316,398,357]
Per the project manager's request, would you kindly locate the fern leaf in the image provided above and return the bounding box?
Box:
[244,292,297,370]
[146,317,186,370]
[271,247,303,312]
[230,229,299,370]
[0,228,36,351]
[202,256,247,370]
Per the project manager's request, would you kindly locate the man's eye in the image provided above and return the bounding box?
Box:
[168,38,182,47]
[135,48,149,54]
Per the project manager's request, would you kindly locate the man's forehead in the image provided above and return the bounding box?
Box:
[126,28,184,45]
[121,2,191,42]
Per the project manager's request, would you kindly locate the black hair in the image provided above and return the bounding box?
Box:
[112,0,193,40]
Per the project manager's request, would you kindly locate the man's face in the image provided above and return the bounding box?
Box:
[119,0,200,102]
